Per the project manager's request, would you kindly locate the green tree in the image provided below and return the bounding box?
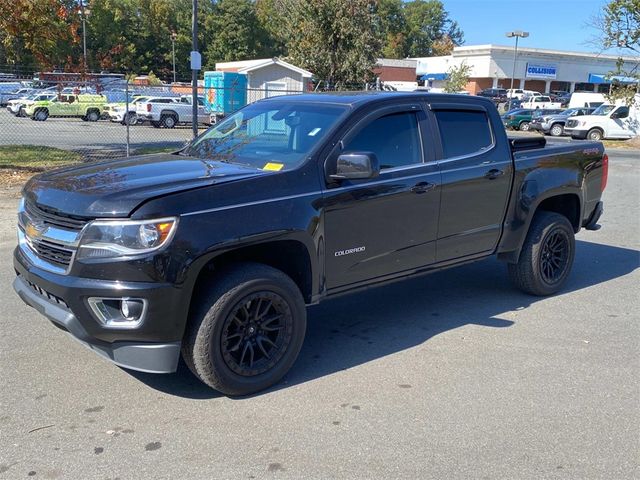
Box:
[404,0,463,57]
[277,0,381,86]
[204,0,276,68]
[443,61,470,93]
[596,0,639,105]
[377,0,408,58]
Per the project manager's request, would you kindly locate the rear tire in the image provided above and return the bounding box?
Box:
[508,211,575,296]
[182,263,307,396]
[160,114,177,128]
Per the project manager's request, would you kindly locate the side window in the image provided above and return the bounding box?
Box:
[434,110,493,158]
[343,111,422,170]
[615,106,629,118]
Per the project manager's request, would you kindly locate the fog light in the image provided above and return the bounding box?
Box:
[121,298,144,320]
[88,297,147,328]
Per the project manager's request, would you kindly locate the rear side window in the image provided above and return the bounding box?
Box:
[434,110,493,158]
[344,111,422,169]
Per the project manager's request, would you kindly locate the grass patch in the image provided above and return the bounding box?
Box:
[0,145,82,171]
[602,138,640,150]
[134,145,179,155]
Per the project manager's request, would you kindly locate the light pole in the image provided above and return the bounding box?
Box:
[171,31,177,84]
[506,30,529,112]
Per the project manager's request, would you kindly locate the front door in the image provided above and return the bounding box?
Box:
[322,104,441,290]
[430,104,513,262]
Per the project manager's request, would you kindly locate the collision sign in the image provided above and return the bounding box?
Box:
[526,63,557,79]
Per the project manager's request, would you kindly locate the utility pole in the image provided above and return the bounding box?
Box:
[171,31,177,84]
[80,0,88,72]
[191,0,200,138]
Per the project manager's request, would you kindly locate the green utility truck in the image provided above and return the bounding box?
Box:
[24,94,106,122]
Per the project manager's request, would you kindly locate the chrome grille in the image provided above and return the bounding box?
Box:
[29,238,74,268]
[24,201,88,231]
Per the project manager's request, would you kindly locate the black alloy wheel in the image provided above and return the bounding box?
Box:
[539,229,570,285]
[220,292,293,377]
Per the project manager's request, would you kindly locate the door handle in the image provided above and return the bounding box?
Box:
[410,182,435,194]
[485,169,504,180]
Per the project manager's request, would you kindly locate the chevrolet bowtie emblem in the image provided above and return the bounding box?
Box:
[25,220,46,239]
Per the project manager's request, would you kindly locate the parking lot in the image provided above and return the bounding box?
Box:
[0,148,637,479]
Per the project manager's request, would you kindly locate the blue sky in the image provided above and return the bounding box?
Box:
[442,0,616,54]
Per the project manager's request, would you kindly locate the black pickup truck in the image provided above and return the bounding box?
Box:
[13,93,607,395]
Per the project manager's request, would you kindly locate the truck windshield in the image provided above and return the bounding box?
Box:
[592,105,615,116]
[184,101,348,171]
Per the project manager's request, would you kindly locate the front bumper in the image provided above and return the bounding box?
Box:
[108,111,125,122]
[566,127,588,139]
[13,248,183,374]
[529,121,550,133]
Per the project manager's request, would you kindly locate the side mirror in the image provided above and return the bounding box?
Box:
[330,152,379,180]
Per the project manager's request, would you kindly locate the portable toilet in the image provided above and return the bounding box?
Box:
[203,71,247,116]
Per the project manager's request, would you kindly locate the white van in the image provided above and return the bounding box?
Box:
[564,98,640,140]
[568,92,606,109]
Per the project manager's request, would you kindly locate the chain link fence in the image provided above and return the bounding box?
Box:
[1,74,366,175]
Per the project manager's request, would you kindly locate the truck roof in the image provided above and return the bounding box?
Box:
[258,91,494,108]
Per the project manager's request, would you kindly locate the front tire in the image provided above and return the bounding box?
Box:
[182,263,307,396]
[550,123,564,136]
[519,121,530,131]
[86,110,100,122]
[508,211,575,296]
[587,128,603,141]
[33,109,48,121]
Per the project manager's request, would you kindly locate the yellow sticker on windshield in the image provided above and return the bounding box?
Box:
[263,162,284,171]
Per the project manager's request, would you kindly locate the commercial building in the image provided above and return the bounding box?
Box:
[416,45,640,94]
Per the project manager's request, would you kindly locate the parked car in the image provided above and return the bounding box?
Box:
[7,92,57,116]
[478,88,508,103]
[136,95,209,128]
[564,100,640,140]
[104,95,150,125]
[503,108,564,131]
[506,89,539,100]
[13,92,607,395]
[529,107,595,136]
[0,88,35,106]
[521,95,563,109]
[23,94,106,121]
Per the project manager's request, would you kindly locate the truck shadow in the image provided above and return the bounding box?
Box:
[127,239,638,399]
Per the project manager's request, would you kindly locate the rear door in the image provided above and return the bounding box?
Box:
[430,103,513,262]
[323,103,441,289]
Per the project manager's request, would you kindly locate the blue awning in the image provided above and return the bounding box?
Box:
[420,73,448,81]
[588,73,638,84]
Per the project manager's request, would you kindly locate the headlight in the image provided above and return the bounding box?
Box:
[77,217,177,259]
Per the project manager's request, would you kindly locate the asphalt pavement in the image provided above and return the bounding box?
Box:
[0,150,638,479]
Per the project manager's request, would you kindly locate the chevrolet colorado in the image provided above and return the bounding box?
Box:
[13,93,607,395]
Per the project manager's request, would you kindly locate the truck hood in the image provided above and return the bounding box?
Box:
[23,153,267,218]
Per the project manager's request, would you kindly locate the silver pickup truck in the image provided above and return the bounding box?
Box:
[136,95,210,128]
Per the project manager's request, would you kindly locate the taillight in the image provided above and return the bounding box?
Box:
[601,153,608,191]
[146,103,151,112]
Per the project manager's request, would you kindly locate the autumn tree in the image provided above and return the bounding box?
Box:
[0,0,81,70]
